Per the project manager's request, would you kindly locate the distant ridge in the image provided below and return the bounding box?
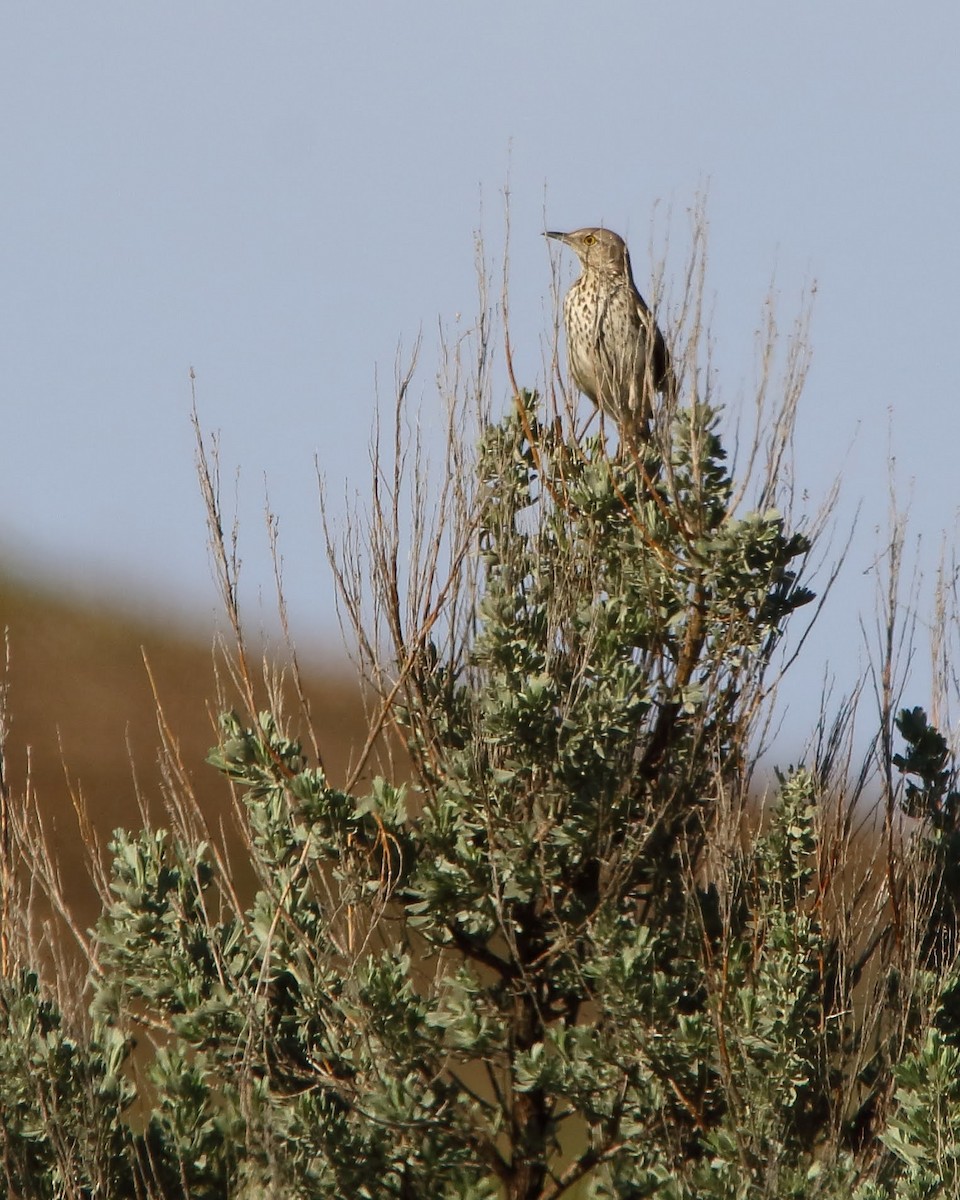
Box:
[0,570,368,921]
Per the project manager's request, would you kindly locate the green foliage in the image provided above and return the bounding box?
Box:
[894,706,960,833]
[0,970,134,1198]
[2,390,960,1199]
[883,1020,960,1198]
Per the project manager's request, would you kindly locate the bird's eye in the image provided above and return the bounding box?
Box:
[583,235,596,245]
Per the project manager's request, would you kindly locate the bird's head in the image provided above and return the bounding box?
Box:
[545,227,631,276]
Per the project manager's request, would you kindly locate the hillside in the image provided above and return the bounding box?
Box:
[0,570,369,928]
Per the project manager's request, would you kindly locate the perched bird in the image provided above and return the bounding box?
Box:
[546,227,672,439]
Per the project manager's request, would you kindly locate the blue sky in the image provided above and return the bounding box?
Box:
[2,3,958,752]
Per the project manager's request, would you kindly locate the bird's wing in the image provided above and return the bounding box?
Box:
[634,291,672,393]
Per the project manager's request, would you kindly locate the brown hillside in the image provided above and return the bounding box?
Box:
[0,571,369,928]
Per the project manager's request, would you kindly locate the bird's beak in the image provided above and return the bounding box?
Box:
[544,230,568,242]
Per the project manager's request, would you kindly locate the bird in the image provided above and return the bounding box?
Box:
[546,227,672,440]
